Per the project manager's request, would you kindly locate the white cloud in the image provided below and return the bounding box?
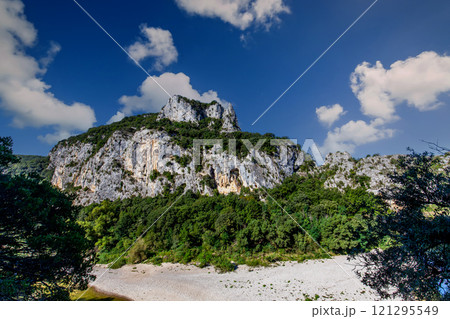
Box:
[127,26,178,71]
[316,104,345,127]
[239,32,250,44]
[0,0,96,144]
[40,41,61,69]
[175,0,290,30]
[108,72,228,123]
[351,51,450,123]
[106,111,125,125]
[321,119,394,154]
[38,129,71,145]
[252,0,290,27]
[320,51,450,154]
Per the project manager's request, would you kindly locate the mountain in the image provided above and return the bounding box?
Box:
[46,95,450,206]
[48,96,304,205]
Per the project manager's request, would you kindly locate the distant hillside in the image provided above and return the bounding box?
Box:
[5,155,54,181]
[319,151,450,195]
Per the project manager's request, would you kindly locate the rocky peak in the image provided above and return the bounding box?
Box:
[157,95,240,132]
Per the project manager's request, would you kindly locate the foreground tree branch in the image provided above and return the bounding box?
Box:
[351,149,449,300]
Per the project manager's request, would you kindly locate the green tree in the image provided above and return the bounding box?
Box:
[0,137,18,168]
[0,137,95,300]
[353,150,449,300]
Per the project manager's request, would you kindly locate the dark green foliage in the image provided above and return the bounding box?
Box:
[174,155,192,167]
[321,214,369,252]
[163,171,175,183]
[352,150,450,300]
[200,175,216,189]
[0,137,95,300]
[0,137,18,168]
[66,160,78,168]
[150,169,160,181]
[79,173,386,272]
[348,168,371,188]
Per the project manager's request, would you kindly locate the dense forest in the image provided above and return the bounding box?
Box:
[79,171,386,272]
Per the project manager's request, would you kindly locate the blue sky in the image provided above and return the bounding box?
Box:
[0,0,449,158]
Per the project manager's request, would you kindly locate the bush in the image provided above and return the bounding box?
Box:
[211,255,236,273]
[127,239,151,263]
[110,257,127,269]
[174,155,192,167]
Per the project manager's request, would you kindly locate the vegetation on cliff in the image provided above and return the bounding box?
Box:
[55,105,295,159]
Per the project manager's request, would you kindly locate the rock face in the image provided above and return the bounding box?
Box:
[49,96,449,206]
[320,151,400,194]
[157,95,240,132]
[321,151,449,194]
[49,96,302,205]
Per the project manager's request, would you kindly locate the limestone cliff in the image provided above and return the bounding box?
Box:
[48,96,449,206]
[49,96,303,205]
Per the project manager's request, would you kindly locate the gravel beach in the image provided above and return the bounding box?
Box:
[90,256,381,301]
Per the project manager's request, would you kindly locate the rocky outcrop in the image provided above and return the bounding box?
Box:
[157,95,240,132]
[49,96,302,205]
[320,151,400,194]
[321,151,450,195]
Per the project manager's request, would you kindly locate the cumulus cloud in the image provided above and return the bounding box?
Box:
[175,0,290,30]
[320,51,450,154]
[108,72,228,123]
[106,111,125,125]
[316,104,345,127]
[0,0,96,144]
[38,129,71,145]
[351,51,450,123]
[127,26,178,71]
[322,119,394,154]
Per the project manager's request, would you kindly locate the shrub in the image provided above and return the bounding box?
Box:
[127,239,151,263]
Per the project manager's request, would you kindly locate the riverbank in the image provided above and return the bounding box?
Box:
[71,285,131,301]
[88,256,380,301]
